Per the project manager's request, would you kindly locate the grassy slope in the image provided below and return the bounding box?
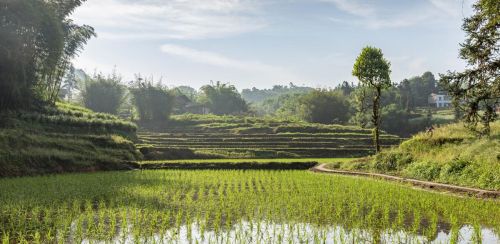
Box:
[0,103,141,177]
[326,122,500,190]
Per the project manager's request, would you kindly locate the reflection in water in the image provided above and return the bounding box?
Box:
[76,220,499,244]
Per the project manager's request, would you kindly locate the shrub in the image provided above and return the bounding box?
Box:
[130,81,174,122]
[440,158,471,176]
[404,161,442,181]
[199,82,248,115]
[299,89,350,124]
[81,73,125,115]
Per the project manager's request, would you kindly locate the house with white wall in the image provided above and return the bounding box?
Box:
[428,93,452,108]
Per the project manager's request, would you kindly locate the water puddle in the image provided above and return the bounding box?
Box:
[75,220,499,243]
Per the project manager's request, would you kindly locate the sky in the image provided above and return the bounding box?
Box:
[71,0,475,90]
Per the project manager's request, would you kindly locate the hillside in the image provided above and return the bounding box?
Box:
[327,122,500,190]
[0,103,141,177]
[138,114,402,160]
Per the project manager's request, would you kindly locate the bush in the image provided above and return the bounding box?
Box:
[130,81,174,122]
[199,82,248,115]
[404,161,442,181]
[299,90,350,124]
[373,150,412,171]
[81,74,125,115]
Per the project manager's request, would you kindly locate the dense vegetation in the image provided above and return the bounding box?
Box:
[0,103,141,177]
[327,122,500,190]
[0,0,94,110]
[440,0,499,136]
[137,114,402,160]
[241,83,314,103]
[81,72,126,115]
[247,72,444,137]
[130,80,175,123]
[1,170,498,243]
[322,0,500,191]
[199,82,248,115]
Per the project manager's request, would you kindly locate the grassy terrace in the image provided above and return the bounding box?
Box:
[138,158,356,170]
[0,103,140,176]
[138,114,402,160]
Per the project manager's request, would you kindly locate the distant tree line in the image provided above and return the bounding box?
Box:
[72,74,249,123]
[241,83,314,103]
[71,67,440,138]
[252,71,439,137]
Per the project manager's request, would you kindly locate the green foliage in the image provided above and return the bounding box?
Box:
[299,89,350,124]
[0,0,94,110]
[199,81,248,115]
[352,46,392,152]
[398,72,438,109]
[173,86,198,100]
[241,83,314,103]
[130,80,174,122]
[81,73,125,115]
[352,46,391,89]
[380,104,409,135]
[439,0,499,136]
[254,93,301,118]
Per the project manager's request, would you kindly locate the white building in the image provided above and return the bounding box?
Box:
[428,93,452,108]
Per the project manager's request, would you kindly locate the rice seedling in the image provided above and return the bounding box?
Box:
[1,170,499,243]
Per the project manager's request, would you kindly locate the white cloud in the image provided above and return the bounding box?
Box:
[158,44,301,87]
[322,0,467,29]
[428,0,476,17]
[321,0,374,17]
[72,0,266,40]
[160,44,281,72]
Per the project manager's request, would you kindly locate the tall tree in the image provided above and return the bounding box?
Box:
[440,0,499,136]
[0,0,94,110]
[352,46,392,152]
[398,79,413,112]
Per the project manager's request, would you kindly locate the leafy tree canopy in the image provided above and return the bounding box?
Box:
[440,0,499,136]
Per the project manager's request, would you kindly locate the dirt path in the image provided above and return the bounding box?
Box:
[311,163,500,199]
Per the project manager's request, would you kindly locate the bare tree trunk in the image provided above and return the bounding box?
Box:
[372,86,381,152]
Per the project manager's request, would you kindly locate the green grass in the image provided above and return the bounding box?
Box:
[138,113,401,160]
[0,170,498,243]
[326,121,500,190]
[0,102,141,176]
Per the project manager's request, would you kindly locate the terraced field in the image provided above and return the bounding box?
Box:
[137,115,402,160]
